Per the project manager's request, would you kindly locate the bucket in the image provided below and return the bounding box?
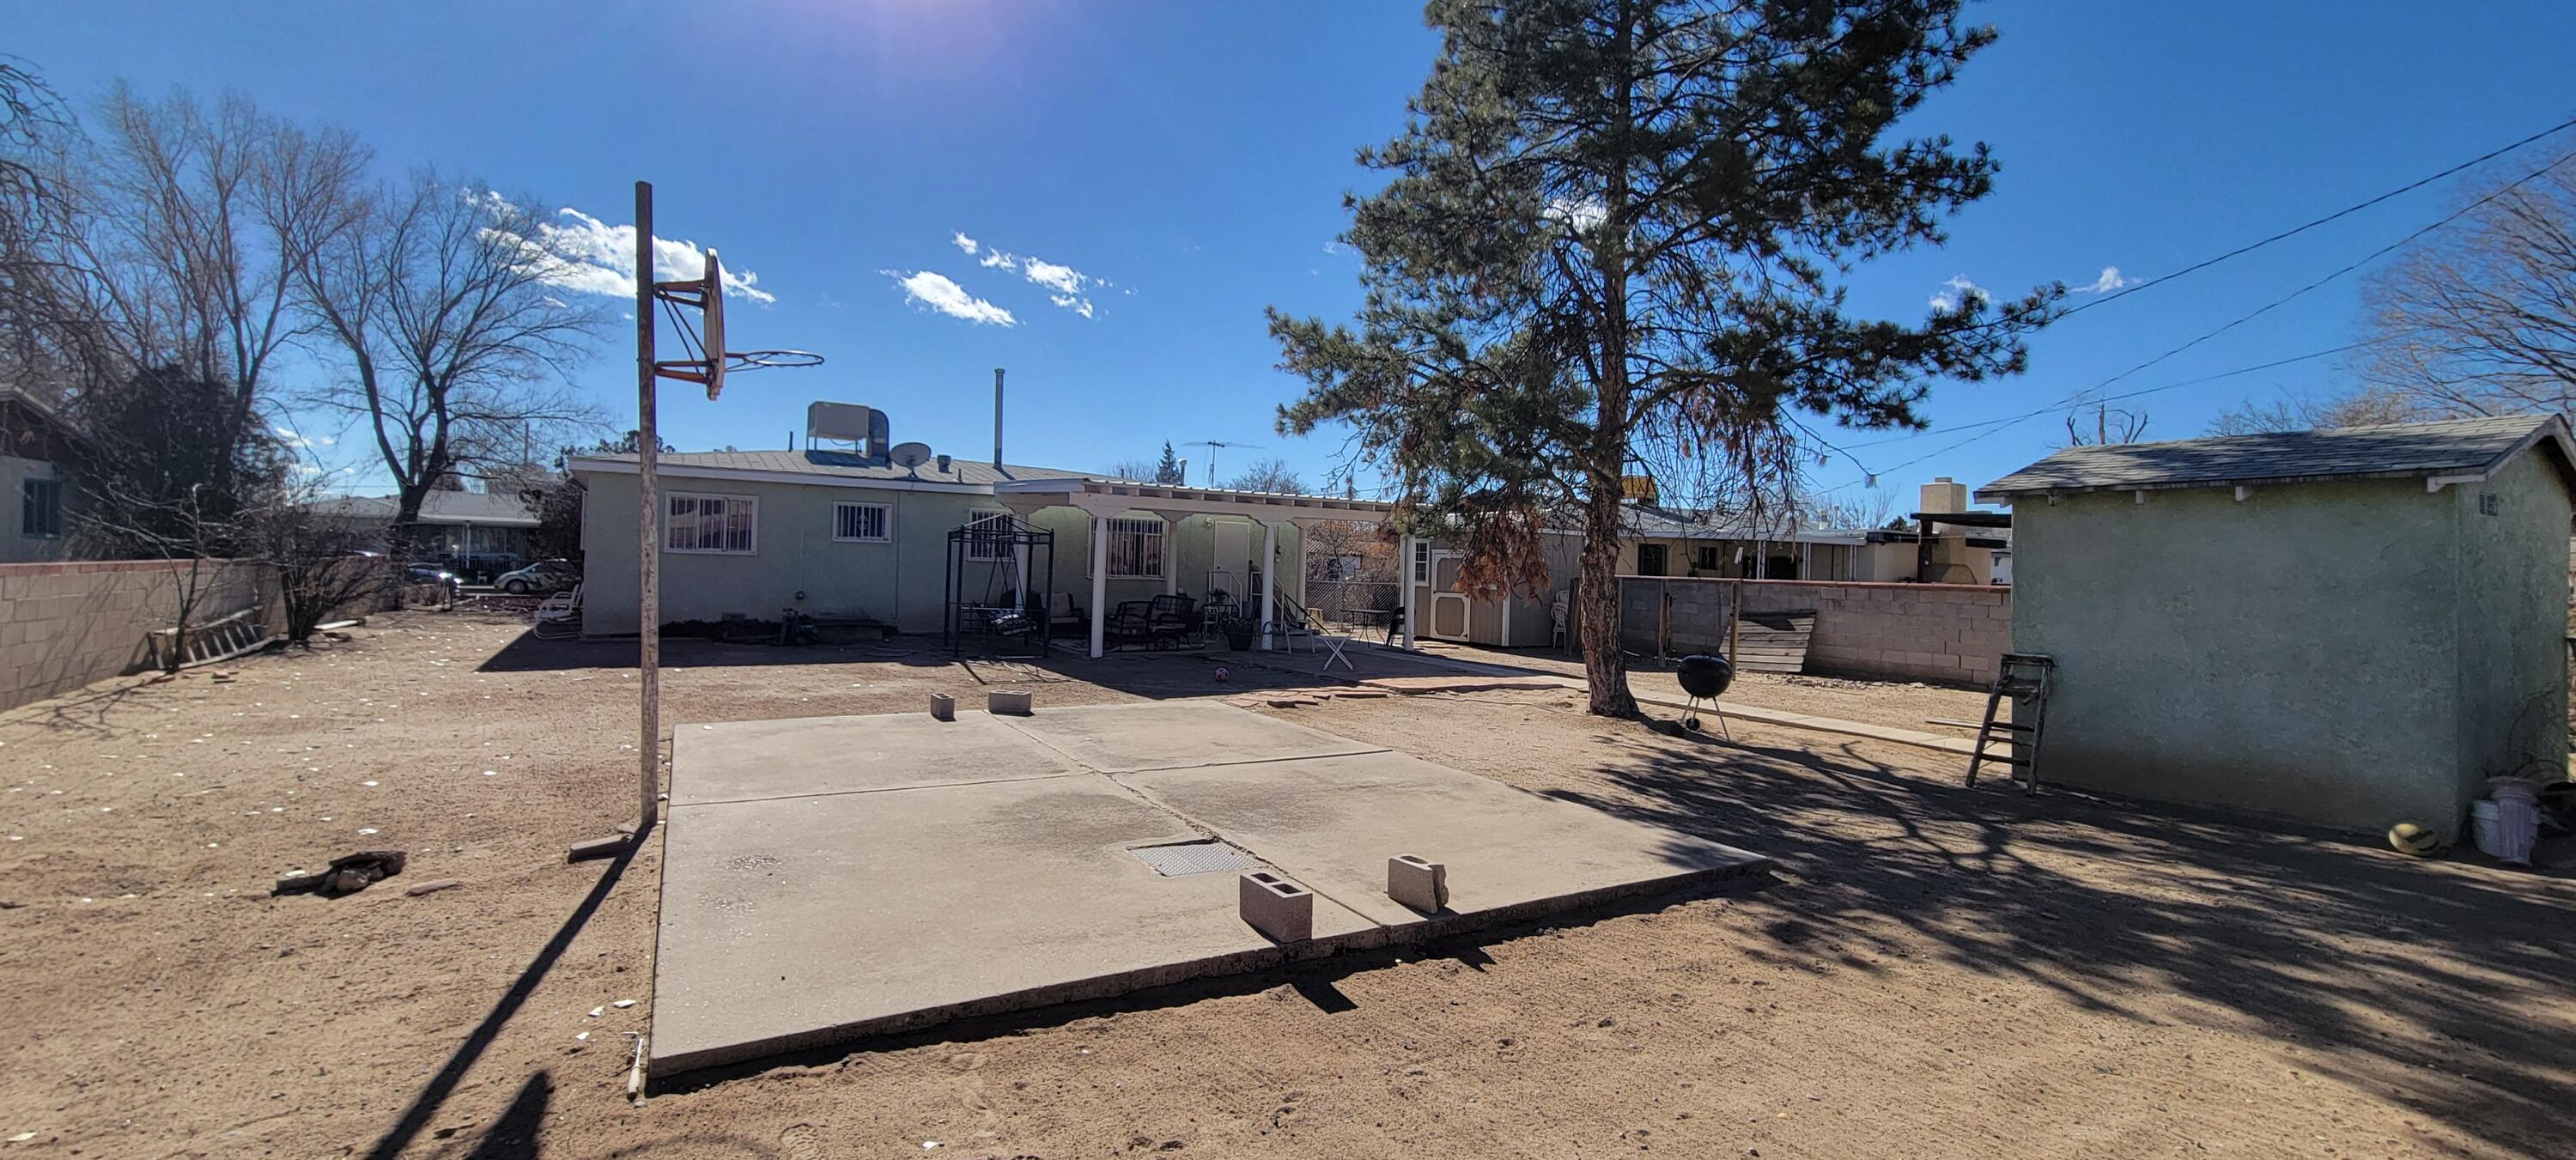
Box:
[2470,797,2539,865]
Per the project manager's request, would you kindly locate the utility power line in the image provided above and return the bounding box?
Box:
[2061,113,2576,318]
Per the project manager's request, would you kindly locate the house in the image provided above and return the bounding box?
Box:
[1401,477,2010,647]
[308,489,546,580]
[0,386,85,563]
[567,403,1393,658]
[1978,415,2575,840]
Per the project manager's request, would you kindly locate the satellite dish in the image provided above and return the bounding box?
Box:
[889,441,933,477]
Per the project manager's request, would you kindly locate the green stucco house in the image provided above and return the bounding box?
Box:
[568,415,1391,659]
[1978,415,2575,841]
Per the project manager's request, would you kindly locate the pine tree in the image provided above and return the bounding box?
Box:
[1269,0,2057,715]
[1154,440,1186,484]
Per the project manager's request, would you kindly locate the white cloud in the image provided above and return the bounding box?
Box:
[957,235,1103,317]
[1928,274,1990,314]
[271,424,310,449]
[883,270,1017,326]
[951,232,979,255]
[2078,265,2136,294]
[498,206,777,305]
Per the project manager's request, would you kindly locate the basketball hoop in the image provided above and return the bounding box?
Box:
[650,249,823,399]
[726,349,825,372]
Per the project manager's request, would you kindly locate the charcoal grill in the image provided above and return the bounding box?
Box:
[1674,653,1734,738]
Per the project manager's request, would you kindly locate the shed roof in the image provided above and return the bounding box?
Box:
[307,489,540,527]
[1975,415,2576,501]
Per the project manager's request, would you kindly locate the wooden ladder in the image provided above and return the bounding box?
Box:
[1965,653,2054,793]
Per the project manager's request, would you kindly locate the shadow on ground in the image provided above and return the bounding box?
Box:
[1552,726,2576,1155]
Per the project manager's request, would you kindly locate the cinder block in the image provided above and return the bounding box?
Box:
[929,693,955,721]
[1238,871,1314,943]
[1386,854,1449,913]
[987,689,1032,715]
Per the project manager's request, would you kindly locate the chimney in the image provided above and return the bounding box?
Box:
[992,367,1005,469]
[1919,477,1968,515]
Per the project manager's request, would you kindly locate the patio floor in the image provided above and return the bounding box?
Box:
[651,700,1766,1078]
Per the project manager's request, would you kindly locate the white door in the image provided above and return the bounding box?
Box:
[1428,592,1472,641]
[1212,520,1251,598]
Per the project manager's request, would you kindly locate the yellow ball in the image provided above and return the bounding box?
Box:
[2387,822,2442,856]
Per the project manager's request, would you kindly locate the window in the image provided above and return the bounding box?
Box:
[1413,540,1430,583]
[665,493,756,554]
[1693,545,1722,573]
[1635,544,1668,576]
[21,477,62,538]
[833,501,892,543]
[1103,517,1165,578]
[963,508,1012,561]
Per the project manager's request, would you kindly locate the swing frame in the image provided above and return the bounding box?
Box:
[943,513,1058,658]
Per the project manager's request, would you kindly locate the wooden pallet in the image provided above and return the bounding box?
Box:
[1730,609,1815,673]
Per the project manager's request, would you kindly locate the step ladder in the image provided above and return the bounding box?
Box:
[1965,653,2054,793]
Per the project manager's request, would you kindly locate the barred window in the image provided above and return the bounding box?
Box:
[21,477,62,538]
[665,493,756,554]
[833,501,891,542]
[964,508,1012,561]
[1104,517,1164,579]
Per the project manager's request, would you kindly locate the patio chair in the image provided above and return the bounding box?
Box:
[1106,599,1154,647]
[1146,593,1197,646]
[532,583,582,640]
[1042,592,1088,639]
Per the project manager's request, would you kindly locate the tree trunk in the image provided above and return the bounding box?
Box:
[1577,488,1636,717]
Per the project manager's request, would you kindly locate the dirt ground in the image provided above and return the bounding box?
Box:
[3,612,2572,1159]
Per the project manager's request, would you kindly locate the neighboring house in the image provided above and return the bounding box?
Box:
[566,403,1393,658]
[1981,414,2574,839]
[1404,477,2011,647]
[308,489,545,580]
[0,387,85,563]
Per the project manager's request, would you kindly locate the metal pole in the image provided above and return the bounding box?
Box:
[634,179,659,836]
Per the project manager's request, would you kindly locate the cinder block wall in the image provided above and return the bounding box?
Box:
[0,560,276,713]
[1618,576,2010,684]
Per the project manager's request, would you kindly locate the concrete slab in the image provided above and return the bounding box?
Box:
[652,701,1768,1079]
[669,711,1085,805]
[652,772,1380,1075]
[993,698,1387,774]
[1124,750,1765,928]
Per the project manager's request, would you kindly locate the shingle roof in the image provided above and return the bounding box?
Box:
[571,449,1095,488]
[307,489,541,526]
[1976,416,2576,500]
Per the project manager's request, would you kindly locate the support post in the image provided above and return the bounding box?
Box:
[1258,519,1279,650]
[633,179,659,837]
[1399,532,1415,650]
[1162,514,1180,595]
[1088,511,1109,659]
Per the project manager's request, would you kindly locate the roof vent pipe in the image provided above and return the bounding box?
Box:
[993,367,1005,470]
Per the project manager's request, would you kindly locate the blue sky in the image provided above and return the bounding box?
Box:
[14,1,2576,507]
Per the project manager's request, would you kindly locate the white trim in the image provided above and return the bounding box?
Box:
[569,456,1015,495]
[665,491,758,555]
[831,501,893,543]
[994,477,1394,519]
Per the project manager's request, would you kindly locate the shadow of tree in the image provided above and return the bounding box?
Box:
[1544,725,2576,1153]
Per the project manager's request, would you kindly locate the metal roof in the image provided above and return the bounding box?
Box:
[1975,415,2576,501]
[307,489,540,527]
[570,449,1095,489]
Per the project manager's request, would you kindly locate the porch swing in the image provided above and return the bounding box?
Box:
[943,513,1058,658]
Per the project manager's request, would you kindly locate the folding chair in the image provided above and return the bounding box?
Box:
[1318,628,1356,673]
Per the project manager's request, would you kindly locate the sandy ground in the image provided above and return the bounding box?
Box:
[3,612,2572,1158]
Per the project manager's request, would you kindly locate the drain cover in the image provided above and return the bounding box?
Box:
[1131,840,1259,877]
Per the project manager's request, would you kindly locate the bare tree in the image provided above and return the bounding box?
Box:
[295,171,604,559]
[2206,385,2429,435]
[1223,456,1305,495]
[2359,151,2576,418]
[1104,458,1158,481]
[1802,486,1898,530]
[2059,404,2150,447]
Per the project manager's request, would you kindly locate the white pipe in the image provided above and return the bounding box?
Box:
[1399,532,1415,650]
[1259,519,1279,650]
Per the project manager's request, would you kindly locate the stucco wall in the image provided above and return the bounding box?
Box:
[2010,465,2570,839]
[575,471,1301,636]
[0,558,275,712]
[1618,576,2009,683]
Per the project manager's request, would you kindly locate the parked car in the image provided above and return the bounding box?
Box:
[404,563,459,592]
[495,559,580,595]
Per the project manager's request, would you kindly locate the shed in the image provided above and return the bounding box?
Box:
[1977,415,2576,840]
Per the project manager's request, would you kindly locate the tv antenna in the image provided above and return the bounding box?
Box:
[1183,440,1263,488]
[624,180,823,850]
